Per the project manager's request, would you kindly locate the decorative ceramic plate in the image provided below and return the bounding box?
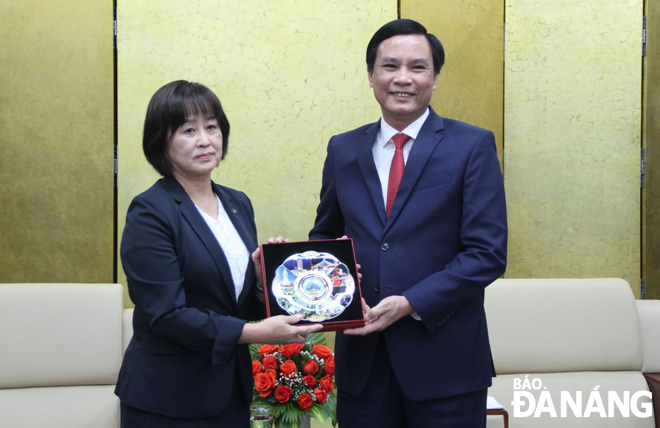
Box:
[271,251,355,322]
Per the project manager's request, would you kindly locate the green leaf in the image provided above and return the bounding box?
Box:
[310,405,327,423]
[305,332,327,346]
[274,403,306,426]
[327,394,338,425]
[275,419,298,428]
[272,402,294,419]
[249,343,261,359]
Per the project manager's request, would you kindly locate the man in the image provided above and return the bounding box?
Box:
[309,19,507,428]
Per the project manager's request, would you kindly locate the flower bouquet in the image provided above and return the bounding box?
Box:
[250,333,337,428]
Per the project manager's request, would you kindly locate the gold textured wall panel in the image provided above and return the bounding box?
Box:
[117,0,395,310]
[645,0,660,299]
[0,0,114,282]
[402,0,504,163]
[504,0,642,293]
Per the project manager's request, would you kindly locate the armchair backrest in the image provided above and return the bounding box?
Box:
[0,283,123,388]
[485,278,642,374]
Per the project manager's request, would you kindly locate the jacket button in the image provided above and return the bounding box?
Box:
[381,242,389,251]
[375,286,380,292]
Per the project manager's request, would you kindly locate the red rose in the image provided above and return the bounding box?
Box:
[313,388,328,404]
[254,372,275,398]
[324,356,335,375]
[302,375,316,387]
[262,356,278,370]
[304,360,319,375]
[280,360,297,377]
[258,344,279,356]
[319,375,334,392]
[278,343,304,358]
[274,385,294,403]
[298,392,314,411]
[312,344,333,360]
[267,368,277,383]
[252,360,263,377]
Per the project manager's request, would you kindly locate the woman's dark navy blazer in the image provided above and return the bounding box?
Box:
[115,175,263,418]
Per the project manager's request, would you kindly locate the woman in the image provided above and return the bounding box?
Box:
[115,80,321,427]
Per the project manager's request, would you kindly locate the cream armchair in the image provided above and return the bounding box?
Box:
[0,283,124,428]
[485,278,656,428]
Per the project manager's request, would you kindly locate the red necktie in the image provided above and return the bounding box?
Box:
[385,133,411,219]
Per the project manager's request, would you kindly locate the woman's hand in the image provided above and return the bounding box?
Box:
[252,236,290,288]
[239,315,323,344]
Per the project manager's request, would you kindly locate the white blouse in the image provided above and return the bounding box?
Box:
[196,194,250,301]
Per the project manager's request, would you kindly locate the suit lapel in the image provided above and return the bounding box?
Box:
[384,110,445,234]
[357,122,387,226]
[215,185,257,253]
[214,184,258,307]
[163,176,239,307]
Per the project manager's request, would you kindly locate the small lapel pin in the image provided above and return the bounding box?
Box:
[232,208,238,215]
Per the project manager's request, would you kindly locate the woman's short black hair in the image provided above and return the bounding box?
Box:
[142,80,230,176]
[366,19,445,75]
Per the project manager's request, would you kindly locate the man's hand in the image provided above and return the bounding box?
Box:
[343,295,414,335]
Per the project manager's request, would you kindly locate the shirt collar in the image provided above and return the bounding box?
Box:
[377,107,430,147]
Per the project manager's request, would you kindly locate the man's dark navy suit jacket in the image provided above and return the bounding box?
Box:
[310,107,508,400]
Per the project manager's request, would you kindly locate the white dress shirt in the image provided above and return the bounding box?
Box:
[372,108,430,208]
[372,108,429,321]
[196,194,250,301]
